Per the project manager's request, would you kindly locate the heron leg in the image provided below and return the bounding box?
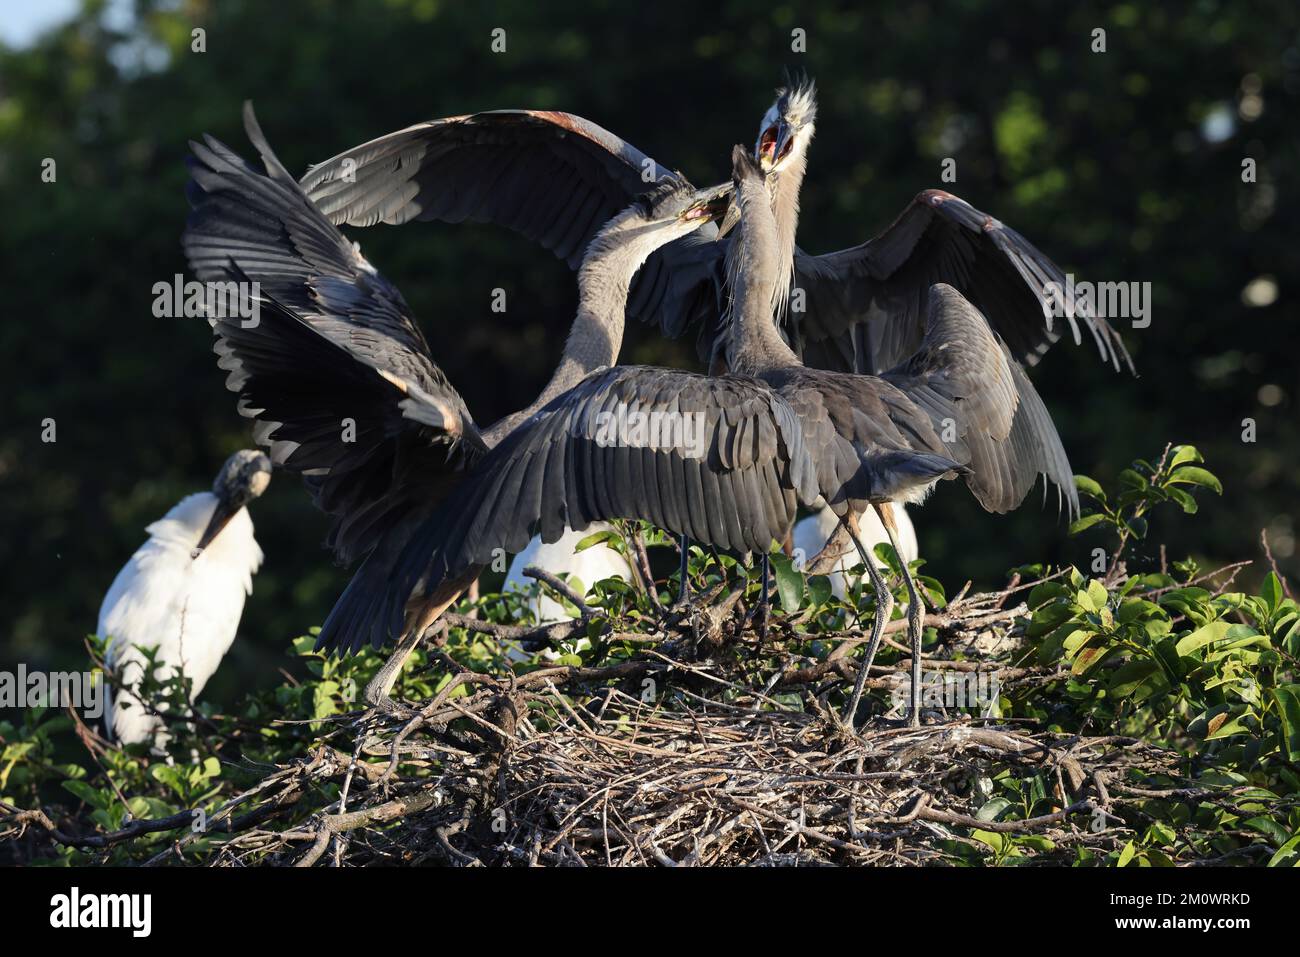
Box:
[363,630,423,714]
[677,533,691,605]
[840,513,894,731]
[756,552,771,642]
[876,502,924,727]
[363,573,475,714]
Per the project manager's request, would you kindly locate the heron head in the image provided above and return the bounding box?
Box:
[732,144,766,189]
[632,176,733,232]
[193,450,272,557]
[755,78,817,173]
[711,146,767,239]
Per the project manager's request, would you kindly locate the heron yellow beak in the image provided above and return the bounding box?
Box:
[758,121,795,173]
[680,185,733,225]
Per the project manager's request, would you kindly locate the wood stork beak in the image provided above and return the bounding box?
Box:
[192,499,239,558]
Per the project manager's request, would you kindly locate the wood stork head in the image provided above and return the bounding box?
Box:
[193,450,272,557]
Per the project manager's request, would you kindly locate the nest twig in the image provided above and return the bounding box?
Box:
[4,581,1233,866]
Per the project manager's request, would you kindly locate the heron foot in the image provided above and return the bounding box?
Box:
[362,676,415,719]
[362,630,424,717]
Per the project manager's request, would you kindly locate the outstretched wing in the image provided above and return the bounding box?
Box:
[789,190,1133,375]
[186,103,433,360]
[301,113,1129,374]
[300,109,726,339]
[884,284,1079,518]
[319,366,819,653]
[183,106,486,563]
[210,274,487,565]
[301,110,670,263]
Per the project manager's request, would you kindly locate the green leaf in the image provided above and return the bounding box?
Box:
[1168,445,1204,469]
[291,635,320,657]
[976,798,1013,822]
[1273,686,1300,762]
[1246,816,1291,844]
[1108,659,1160,697]
[1068,514,1107,535]
[1074,475,1105,501]
[1144,821,1176,846]
[873,541,904,576]
[149,764,189,801]
[769,553,804,614]
[1174,620,1232,658]
[574,530,618,552]
[62,780,110,810]
[971,829,1005,854]
[1061,628,1097,655]
[1261,572,1284,614]
[1117,840,1137,867]
[805,575,833,609]
[1118,468,1148,490]
[1282,617,1300,658]
[1167,466,1223,495]
[1027,581,1070,610]
[1071,645,1108,675]
[1205,712,1254,740]
[1017,835,1056,852]
[1269,833,1300,867]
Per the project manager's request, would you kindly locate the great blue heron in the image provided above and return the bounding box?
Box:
[182,108,730,707]
[299,80,1132,377]
[98,450,271,747]
[364,147,1077,728]
[298,81,1130,609]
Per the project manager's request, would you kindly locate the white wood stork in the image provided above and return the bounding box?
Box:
[793,504,919,600]
[98,450,270,747]
[502,523,633,626]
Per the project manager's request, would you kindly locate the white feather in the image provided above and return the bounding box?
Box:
[98,492,263,746]
[502,524,633,660]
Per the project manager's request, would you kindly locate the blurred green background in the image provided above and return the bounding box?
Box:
[2,0,1297,702]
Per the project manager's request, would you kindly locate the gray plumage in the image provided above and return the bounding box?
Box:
[383,366,819,639]
[381,147,1077,659]
[185,107,482,566]
[298,85,1132,376]
[182,106,731,657]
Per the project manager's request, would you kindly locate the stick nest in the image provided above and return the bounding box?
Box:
[184,588,1192,867]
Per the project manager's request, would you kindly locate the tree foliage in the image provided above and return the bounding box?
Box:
[2,0,1297,705]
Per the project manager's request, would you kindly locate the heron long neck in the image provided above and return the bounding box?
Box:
[728,179,802,376]
[717,144,807,372]
[768,149,807,318]
[543,253,631,398]
[484,213,650,443]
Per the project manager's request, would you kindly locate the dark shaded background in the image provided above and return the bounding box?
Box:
[3,0,1297,701]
